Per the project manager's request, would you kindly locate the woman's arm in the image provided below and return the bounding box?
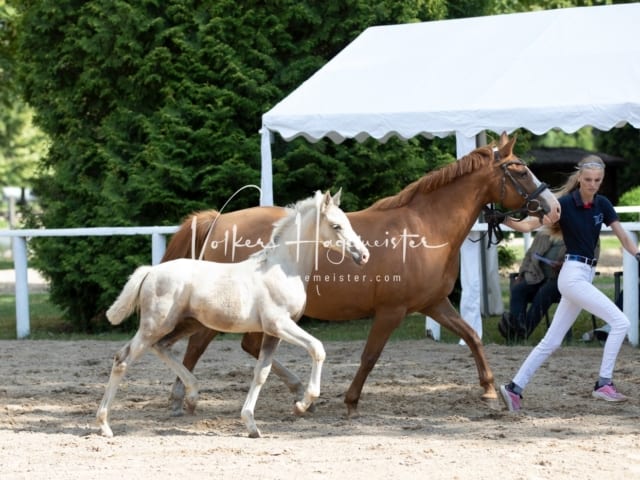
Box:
[504,210,559,233]
[504,215,545,233]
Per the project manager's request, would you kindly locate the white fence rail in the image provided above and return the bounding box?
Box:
[1,213,639,342]
[1,226,178,338]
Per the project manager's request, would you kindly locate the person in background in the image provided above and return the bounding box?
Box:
[499,155,640,411]
[499,232,566,342]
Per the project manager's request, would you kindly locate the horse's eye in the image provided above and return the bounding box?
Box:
[332,224,342,231]
[510,166,528,179]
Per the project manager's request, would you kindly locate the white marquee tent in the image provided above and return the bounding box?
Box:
[259,4,640,343]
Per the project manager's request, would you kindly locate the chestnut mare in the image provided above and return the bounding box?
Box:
[161,134,561,417]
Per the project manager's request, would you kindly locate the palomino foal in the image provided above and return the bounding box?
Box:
[96,190,369,438]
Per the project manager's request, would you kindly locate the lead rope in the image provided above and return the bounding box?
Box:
[472,202,538,249]
[468,204,505,248]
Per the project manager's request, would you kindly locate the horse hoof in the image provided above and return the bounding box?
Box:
[293,401,307,415]
[184,401,197,415]
[168,398,184,416]
[248,429,261,438]
[346,406,360,419]
[481,390,498,401]
[293,399,316,414]
[99,425,114,438]
[484,398,501,411]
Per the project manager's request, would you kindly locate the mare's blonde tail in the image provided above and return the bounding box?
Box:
[106,266,153,325]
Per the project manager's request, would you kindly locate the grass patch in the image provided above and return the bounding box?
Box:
[0,255,621,345]
[299,314,426,343]
[600,233,622,250]
[0,293,68,339]
[0,258,13,270]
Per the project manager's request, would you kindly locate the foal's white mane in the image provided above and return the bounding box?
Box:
[251,192,323,262]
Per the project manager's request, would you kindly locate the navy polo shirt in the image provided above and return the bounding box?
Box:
[558,190,618,259]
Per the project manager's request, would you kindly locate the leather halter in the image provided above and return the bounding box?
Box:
[493,147,549,220]
[480,148,549,247]
[499,160,549,218]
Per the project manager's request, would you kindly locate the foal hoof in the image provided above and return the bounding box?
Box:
[293,401,309,415]
[168,398,185,417]
[293,400,316,414]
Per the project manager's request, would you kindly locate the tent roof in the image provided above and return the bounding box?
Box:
[262,4,640,144]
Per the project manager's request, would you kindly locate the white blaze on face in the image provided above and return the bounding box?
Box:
[530,173,561,223]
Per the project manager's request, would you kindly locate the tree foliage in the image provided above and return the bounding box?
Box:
[0,0,17,106]
[617,185,640,222]
[17,0,482,330]
[595,124,640,197]
[1,1,47,189]
[19,0,634,331]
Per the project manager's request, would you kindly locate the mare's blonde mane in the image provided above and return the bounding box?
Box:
[371,147,493,211]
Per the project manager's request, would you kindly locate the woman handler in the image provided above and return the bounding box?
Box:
[499,155,640,411]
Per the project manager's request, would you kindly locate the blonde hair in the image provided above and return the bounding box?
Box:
[546,154,606,238]
[554,154,605,197]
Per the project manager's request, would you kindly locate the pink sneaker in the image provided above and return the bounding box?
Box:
[500,384,522,411]
[592,383,628,402]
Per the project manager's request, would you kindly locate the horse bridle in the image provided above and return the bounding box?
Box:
[480,149,550,246]
[499,159,549,219]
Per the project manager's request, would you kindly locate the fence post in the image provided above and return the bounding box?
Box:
[151,233,166,265]
[623,231,638,347]
[12,236,30,339]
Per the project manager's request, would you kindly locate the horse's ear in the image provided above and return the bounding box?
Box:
[498,132,517,158]
[321,190,333,212]
[332,188,342,207]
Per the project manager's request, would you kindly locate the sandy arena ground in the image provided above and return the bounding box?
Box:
[1,245,638,479]
[1,337,639,479]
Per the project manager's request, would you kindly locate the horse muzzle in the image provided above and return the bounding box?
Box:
[350,245,370,265]
[537,190,561,223]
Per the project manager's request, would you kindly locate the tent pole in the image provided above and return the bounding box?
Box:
[426,134,480,342]
[476,132,489,315]
[260,127,274,206]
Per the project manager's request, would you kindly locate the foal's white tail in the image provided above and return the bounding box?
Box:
[106,266,153,325]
